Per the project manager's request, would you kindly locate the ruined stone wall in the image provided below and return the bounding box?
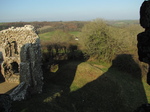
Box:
[0,25,43,100]
[137,1,150,85]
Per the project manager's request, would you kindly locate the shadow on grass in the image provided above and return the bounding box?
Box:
[43,60,83,93]
[13,60,83,112]
[13,54,148,112]
[55,54,148,112]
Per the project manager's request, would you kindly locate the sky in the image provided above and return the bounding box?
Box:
[0,0,144,22]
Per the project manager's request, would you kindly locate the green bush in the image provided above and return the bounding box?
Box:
[79,19,123,62]
[79,19,143,62]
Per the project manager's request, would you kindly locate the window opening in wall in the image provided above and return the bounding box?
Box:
[10,62,19,74]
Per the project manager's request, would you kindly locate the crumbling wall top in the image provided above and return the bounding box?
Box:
[0,25,39,46]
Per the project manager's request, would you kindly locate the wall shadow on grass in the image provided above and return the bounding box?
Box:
[13,54,148,112]
[43,60,83,93]
[56,54,148,112]
[13,60,83,112]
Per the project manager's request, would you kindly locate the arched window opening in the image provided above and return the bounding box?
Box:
[10,62,19,74]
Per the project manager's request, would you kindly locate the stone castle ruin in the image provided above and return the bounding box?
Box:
[137,1,150,85]
[0,25,43,101]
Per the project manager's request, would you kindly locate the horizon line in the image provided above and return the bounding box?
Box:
[0,19,139,23]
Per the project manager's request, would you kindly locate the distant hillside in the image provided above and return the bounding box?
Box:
[0,20,140,33]
[0,21,87,33]
[107,20,139,27]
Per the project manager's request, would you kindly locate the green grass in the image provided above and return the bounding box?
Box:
[13,59,149,112]
[39,31,54,41]
[108,20,139,27]
[69,31,80,37]
[39,31,80,41]
[143,79,150,103]
[69,62,147,112]
[0,23,5,25]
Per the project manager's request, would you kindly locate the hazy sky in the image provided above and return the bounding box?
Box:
[0,0,143,22]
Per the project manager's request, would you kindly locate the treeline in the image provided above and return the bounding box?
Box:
[37,21,86,34]
[41,30,83,64]
[0,22,39,30]
[0,21,86,34]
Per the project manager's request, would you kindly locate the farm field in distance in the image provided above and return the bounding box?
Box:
[39,31,80,41]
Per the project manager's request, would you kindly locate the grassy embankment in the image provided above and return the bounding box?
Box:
[13,57,150,112]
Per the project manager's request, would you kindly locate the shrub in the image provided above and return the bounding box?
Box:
[79,19,124,62]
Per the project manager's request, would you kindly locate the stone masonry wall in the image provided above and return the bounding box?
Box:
[137,1,150,85]
[0,25,43,100]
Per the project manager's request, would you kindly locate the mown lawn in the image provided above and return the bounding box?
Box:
[39,32,54,41]
[39,31,80,41]
[69,31,80,37]
[13,57,150,112]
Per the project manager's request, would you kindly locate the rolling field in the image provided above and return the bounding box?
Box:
[39,31,80,41]
[69,31,80,36]
[39,31,54,41]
